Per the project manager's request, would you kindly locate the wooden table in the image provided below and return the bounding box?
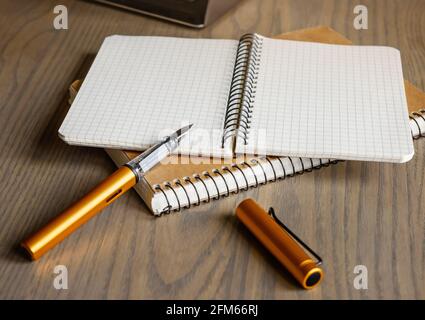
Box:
[0,0,424,299]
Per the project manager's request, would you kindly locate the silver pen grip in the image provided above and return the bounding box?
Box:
[125,137,177,181]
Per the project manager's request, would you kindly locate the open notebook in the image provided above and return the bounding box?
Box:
[68,27,425,215]
[59,32,414,162]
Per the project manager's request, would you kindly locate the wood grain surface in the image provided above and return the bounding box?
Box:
[0,0,424,299]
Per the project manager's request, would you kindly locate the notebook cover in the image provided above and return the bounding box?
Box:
[69,26,425,211]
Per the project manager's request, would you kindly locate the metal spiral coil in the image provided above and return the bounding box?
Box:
[410,109,425,139]
[155,156,339,214]
[221,34,264,147]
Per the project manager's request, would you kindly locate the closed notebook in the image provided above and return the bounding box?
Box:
[60,28,414,162]
[68,27,425,215]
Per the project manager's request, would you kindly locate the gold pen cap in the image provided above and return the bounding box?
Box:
[235,198,323,289]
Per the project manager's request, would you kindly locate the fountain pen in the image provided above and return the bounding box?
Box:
[22,124,193,260]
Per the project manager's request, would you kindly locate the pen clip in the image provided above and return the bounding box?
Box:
[268,207,323,266]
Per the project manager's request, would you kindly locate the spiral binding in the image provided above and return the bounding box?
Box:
[155,157,339,214]
[221,34,264,147]
[409,109,425,139]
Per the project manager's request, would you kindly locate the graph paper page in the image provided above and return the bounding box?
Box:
[236,36,414,163]
[59,35,238,157]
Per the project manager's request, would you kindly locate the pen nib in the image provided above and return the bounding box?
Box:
[172,124,194,142]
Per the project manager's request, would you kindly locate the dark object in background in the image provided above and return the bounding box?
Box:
[93,0,241,28]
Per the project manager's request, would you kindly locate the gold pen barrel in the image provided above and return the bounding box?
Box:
[21,166,136,260]
[235,199,323,289]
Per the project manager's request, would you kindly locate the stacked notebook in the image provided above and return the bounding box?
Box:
[60,27,415,162]
[66,27,425,215]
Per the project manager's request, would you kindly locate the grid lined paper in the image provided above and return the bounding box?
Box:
[59,35,238,157]
[236,36,414,163]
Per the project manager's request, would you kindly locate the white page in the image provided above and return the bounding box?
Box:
[59,35,238,157]
[236,36,414,163]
